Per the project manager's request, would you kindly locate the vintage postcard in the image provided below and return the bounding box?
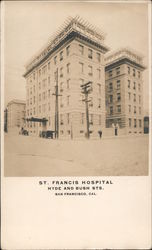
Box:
[1,1,151,249]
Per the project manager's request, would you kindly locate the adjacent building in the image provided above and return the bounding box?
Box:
[23,17,109,138]
[105,48,146,135]
[7,99,26,133]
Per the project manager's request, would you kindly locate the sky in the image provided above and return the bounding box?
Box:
[3,1,150,113]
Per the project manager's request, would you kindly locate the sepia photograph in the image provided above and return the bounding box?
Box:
[3,1,150,177]
[1,1,151,250]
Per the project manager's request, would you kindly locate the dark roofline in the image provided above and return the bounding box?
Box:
[105,58,146,71]
[23,30,109,78]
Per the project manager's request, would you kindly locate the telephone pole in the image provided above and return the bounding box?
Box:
[81,81,92,139]
[52,69,62,139]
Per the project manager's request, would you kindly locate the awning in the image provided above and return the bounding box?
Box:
[25,117,48,123]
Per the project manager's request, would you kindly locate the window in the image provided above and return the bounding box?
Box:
[139,107,141,114]
[88,65,93,76]
[88,49,93,59]
[139,95,141,104]
[67,95,70,106]
[128,80,130,88]
[110,106,113,115]
[90,114,93,125]
[48,76,50,85]
[134,119,137,128]
[54,56,57,65]
[81,113,84,124]
[79,44,84,55]
[128,92,131,100]
[97,68,101,79]
[98,98,101,108]
[42,104,46,113]
[48,62,50,70]
[109,95,113,103]
[129,118,131,127]
[60,82,63,92]
[109,82,113,90]
[128,66,130,74]
[60,51,63,61]
[42,79,46,89]
[117,93,121,102]
[60,67,63,77]
[138,71,140,78]
[66,45,70,56]
[138,83,141,91]
[67,79,70,89]
[43,92,46,100]
[128,105,131,113]
[60,114,63,125]
[79,62,84,73]
[133,69,136,77]
[49,117,51,126]
[117,80,120,89]
[134,94,136,102]
[134,106,136,114]
[99,115,101,125]
[30,98,32,105]
[48,89,50,98]
[98,83,101,94]
[109,70,112,77]
[39,82,41,90]
[97,52,101,63]
[116,67,120,75]
[60,96,63,108]
[48,103,51,111]
[133,82,136,90]
[89,97,93,107]
[67,63,70,74]
[42,65,47,75]
[67,113,70,124]
[139,119,142,128]
[39,69,41,76]
[117,105,121,112]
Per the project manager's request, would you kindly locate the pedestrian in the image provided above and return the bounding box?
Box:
[98,130,102,139]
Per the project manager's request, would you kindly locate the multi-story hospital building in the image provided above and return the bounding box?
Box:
[24,17,109,138]
[105,48,146,135]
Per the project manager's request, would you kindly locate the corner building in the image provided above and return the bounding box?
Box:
[24,17,109,138]
[105,48,146,135]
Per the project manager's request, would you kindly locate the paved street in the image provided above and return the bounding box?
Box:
[4,134,149,177]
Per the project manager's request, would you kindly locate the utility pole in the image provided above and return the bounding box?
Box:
[81,81,92,139]
[52,69,62,139]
